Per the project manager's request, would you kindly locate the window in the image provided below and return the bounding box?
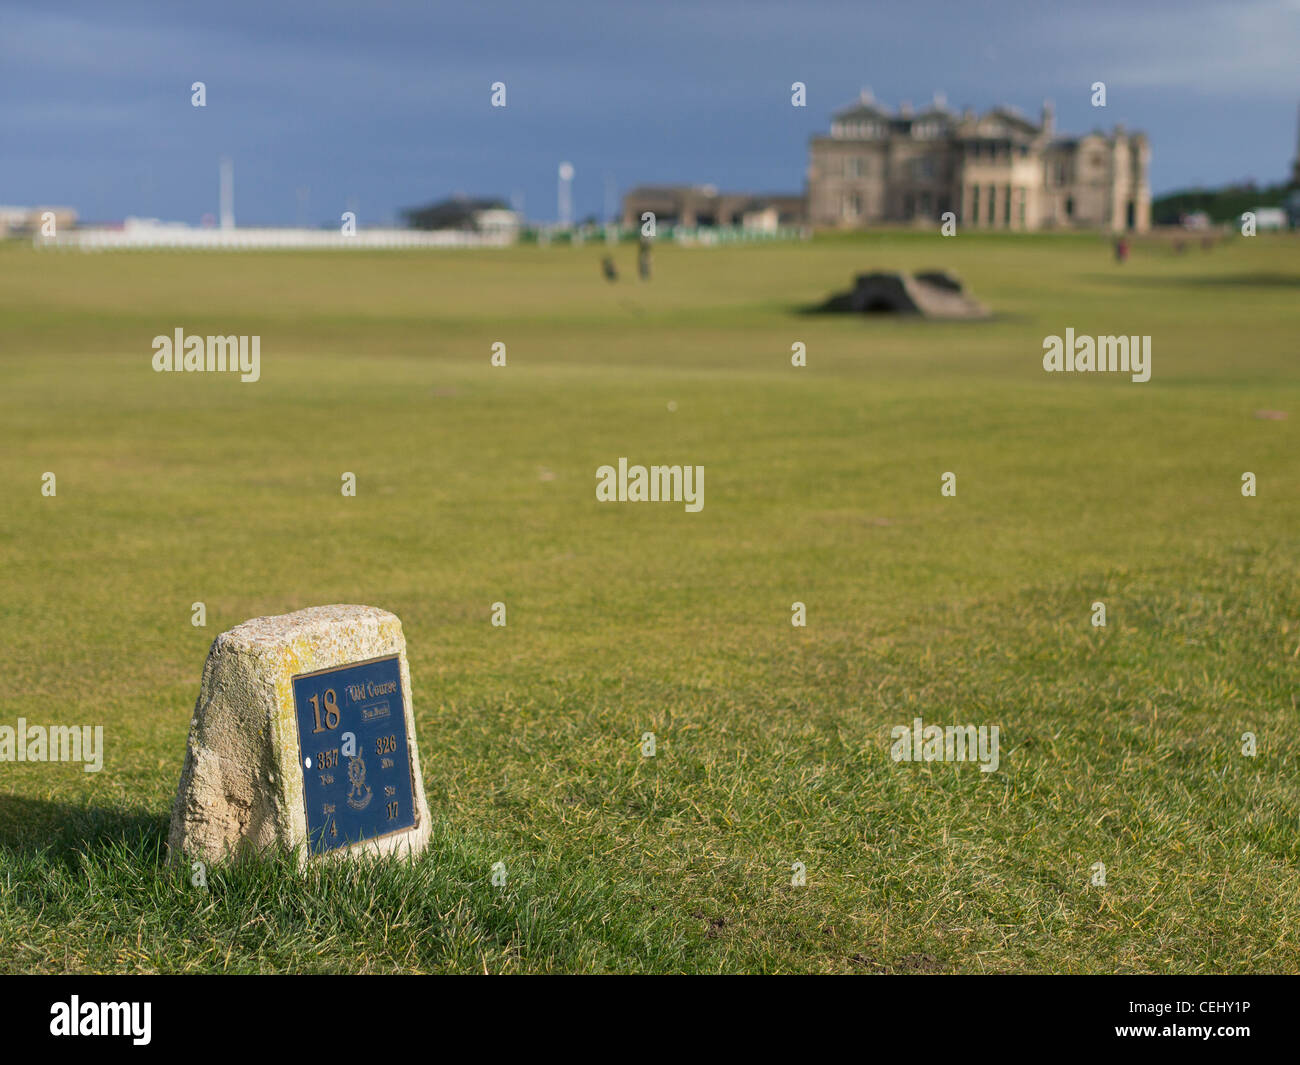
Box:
[971,185,980,221]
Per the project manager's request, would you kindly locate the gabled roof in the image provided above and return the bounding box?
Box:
[832,98,892,123]
[980,107,1042,137]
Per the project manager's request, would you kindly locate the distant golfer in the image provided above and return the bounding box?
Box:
[1114,236,1129,263]
[601,255,618,282]
[638,236,652,281]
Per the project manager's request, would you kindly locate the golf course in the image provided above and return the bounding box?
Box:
[1,230,1297,973]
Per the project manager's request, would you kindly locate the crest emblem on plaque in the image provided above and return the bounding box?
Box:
[346,754,373,810]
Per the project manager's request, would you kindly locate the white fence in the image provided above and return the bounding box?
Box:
[33,221,810,252]
[37,223,517,252]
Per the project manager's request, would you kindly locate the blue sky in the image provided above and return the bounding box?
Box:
[2,0,1298,224]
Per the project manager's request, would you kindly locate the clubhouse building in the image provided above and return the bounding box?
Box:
[807,91,1151,232]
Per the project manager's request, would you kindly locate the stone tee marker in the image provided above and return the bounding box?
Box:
[168,605,431,864]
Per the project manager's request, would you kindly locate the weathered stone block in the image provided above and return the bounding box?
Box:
[167,605,430,865]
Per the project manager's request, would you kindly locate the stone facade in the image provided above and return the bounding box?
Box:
[807,92,1150,232]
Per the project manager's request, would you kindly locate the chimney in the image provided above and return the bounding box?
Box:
[1041,99,1055,136]
[900,100,913,117]
[860,86,874,104]
[933,90,947,111]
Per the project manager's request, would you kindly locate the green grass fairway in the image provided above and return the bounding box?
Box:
[1,232,1297,973]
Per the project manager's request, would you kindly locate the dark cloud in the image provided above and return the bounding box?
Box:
[1,0,1296,223]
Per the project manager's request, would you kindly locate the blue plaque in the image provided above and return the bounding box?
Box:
[292,655,418,854]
